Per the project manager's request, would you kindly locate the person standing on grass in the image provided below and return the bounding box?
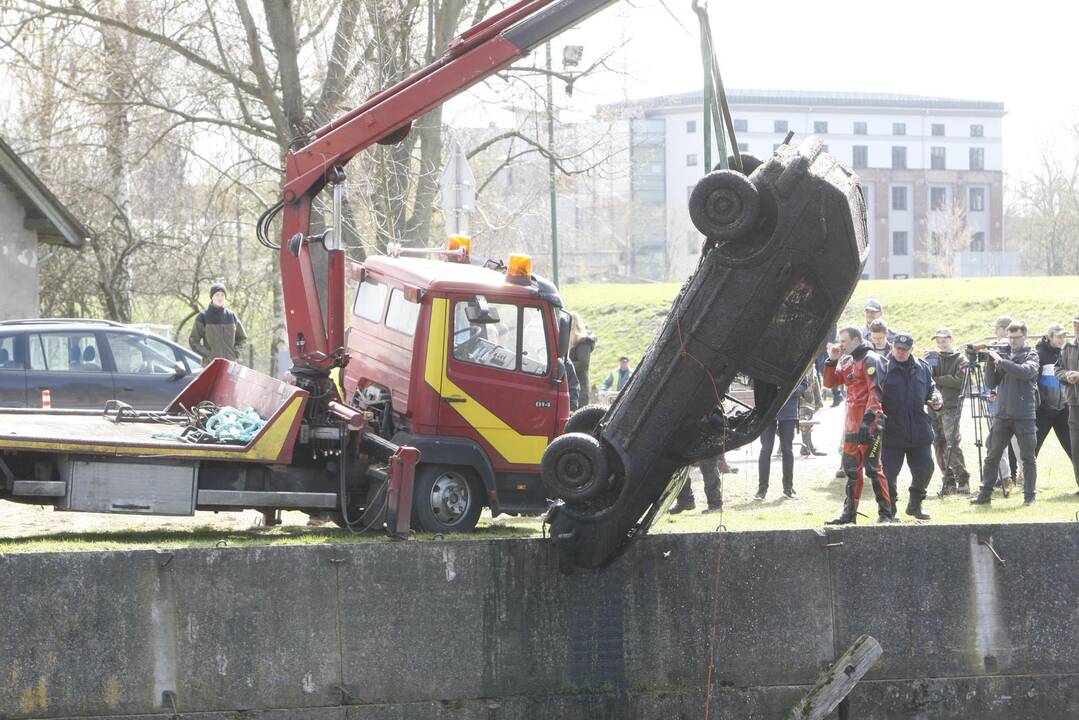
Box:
[189,283,248,365]
[880,332,942,521]
[924,328,971,495]
[602,356,632,393]
[1035,324,1073,461]
[1055,313,1079,492]
[755,373,810,500]
[971,321,1040,506]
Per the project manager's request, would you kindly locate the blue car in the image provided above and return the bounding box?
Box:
[0,319,202,410]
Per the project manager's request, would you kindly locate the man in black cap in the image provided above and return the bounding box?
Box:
[602,356,632,393]
[189,282,248,364]
[880,332,942,520]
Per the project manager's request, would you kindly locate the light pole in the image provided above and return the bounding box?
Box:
[544,43,583,287]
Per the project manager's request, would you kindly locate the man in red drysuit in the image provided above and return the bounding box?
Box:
[823,326,893,523]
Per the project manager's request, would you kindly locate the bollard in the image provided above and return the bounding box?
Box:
[41,389,51,409]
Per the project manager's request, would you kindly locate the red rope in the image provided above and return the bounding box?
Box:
[676,313,724,406]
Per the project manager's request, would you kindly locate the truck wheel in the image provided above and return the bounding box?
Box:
[542,432,609,503]
[413,464,483,533]
[689,169,760,242]
[564,404,607,436]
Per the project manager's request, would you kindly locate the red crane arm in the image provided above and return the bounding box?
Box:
[278,0,617,374]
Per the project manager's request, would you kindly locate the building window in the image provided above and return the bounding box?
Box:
[930,186,947,211]
[688,231,701,254]
[891,146,907,169]
[852,145,868,169]
[970,124,984,137]
[893,273,910,279]
[931,123,945,136]
[971,231,986,252]
[893,122,906,136]
[686,120,696,133]
[737,142,749,152]
[853,121,867,135]
[814,120,828,133]
[734,118,747,132]
[970,147,985,170]
[774,119,788,133]
[892,231,909,256]
[686,153,698,167]
[891,186,908,211]
[930,146,946,170]
[930,232,943,256]
[970,187,986,211]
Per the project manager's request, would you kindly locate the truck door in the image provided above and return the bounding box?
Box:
[435,297,559,469]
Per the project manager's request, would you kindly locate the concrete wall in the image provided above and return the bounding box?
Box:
[0,180,39,320]
[2,523,1078,719]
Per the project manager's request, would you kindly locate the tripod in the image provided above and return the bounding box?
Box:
[948,355,1009,497]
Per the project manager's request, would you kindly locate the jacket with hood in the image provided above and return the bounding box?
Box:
[189,304,248,363]
[1036,336,1067,412]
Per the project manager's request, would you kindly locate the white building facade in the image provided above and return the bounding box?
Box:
[611,90,1011,281]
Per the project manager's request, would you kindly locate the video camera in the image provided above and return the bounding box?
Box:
[964,341,1009,364]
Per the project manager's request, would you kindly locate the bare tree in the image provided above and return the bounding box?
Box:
[1008,146,1079,276]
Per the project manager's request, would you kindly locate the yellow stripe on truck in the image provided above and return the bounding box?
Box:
[425,298,548,466]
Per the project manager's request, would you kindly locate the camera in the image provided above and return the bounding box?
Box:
[964,342,1009,363]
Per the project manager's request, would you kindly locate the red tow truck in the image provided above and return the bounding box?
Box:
[0,0,616,536]
[342,247,572,533]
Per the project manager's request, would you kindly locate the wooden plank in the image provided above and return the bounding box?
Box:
[788,634,882,720]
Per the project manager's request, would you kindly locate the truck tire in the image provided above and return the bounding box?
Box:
[564,404,607,436]
[412,464,483,534]
[541,432,609,503]
[689,169,760,242]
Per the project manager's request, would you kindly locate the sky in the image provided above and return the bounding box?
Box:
[451,0,1079,181]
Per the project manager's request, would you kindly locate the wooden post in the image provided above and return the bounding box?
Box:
[788,635,882,720]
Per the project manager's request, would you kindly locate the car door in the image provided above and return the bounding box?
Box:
[438,297,560,469]
[0,331,28,407]
[102,331,193,410]
[25,331,116,409]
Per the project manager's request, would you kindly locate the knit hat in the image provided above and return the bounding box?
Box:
[209,283,227,299]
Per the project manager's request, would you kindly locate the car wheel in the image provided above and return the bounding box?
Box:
[412,464,483,534]
[541,432,609,503]
[689,169,760,242]
[564,404,607,436]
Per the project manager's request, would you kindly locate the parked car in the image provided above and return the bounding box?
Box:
[0,319,202,410]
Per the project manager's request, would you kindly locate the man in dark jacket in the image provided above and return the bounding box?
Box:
[881,333,943,520]
[602,356,632,393]
[1035,324,1073,460]
[568,311,596,406]
[756,373,811,500]
[924,328,971,494]
[1055,314,1079,490]
[972,321,1040,505]
[189,283,248,364]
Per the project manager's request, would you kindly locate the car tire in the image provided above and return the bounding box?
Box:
[564,404,607,436]
[412,464,483,534]
[689,169,760,242]
[541,432,609,503]
[714,152,762,177]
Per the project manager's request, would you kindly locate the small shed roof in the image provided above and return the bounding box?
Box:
[0,135,89,247]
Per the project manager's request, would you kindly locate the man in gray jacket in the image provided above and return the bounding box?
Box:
[972,321,1041,505]
[1055,314,1079,491]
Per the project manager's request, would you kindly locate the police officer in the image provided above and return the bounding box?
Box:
[824,326,891,524]
[924,328,971,494]
[971,321,1041,505]
[881,332,943,520]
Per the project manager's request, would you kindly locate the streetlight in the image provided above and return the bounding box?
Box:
[546,43,584,287]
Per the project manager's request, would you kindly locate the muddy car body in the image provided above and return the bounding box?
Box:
[544,137,868,570]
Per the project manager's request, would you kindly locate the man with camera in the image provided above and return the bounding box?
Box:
[925,328,971,494]
[971,321,1041,506]
[1055,313,1079,491]
[824,326,892,524]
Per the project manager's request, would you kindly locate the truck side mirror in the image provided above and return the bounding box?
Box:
[465,295,500,324]
[557,312,572,358]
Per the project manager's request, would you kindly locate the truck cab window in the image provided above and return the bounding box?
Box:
[353,278,388,322]
[385,288,420,336]
[520,306,549,376]
[452,301,518,371]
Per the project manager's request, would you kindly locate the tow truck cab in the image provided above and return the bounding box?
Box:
[343,251,571,532]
